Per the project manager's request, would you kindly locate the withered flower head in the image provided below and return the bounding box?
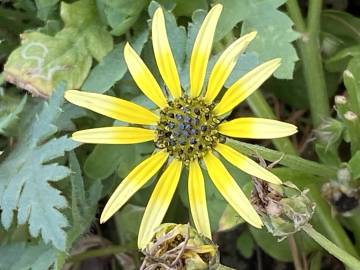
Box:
[140,223,219,270]
[251,178,315,239]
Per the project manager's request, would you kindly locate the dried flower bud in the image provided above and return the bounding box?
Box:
[251,180,315,239]
[140,223,219,270]
[322,181,359,215]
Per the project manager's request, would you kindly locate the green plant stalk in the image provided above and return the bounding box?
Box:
[343,69,360,115]
[303,224,360,269]
[342,215,360,253]
[227,139,337,178]
[286,0,330,127]
[306,183,358,257]
[247,91,298,155]
[288,235,304,270]
[345,115,360,154]
[309,252,322,270]
[67,245,134,263]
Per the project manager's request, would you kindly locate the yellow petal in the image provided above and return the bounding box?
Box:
[138,159,182,248]
[213,58,281,116]
[100,150,168,223]
[65,90,159,125]
[219,117,298,139]
[152,8,182,98]
[72,127,155,144]
[203,151,262,228]
[124,43,168,109]
[204,31,257,103]
[189,4,222,98]
[188,160,211,238]
[215,143,281,184]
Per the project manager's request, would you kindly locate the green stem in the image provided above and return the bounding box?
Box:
[344,215,360,252]
[309,252,322,270]
[67,245,134,263]
[303,225,360,270]
[286,0,330,127]
[227,139,337,178]
[247,91,298,155]
[306,183,358,257]
[288,235,304,270]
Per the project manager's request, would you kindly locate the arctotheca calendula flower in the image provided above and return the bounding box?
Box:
[65,4,297,248]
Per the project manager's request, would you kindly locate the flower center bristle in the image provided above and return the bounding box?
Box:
[155,95,225,165]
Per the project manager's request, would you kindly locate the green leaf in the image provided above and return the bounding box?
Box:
[325,45,360,72]
[214,0,299,79]
[321,10,360,52]
[344,56,360,115]
[250,227,292,262]
[158,0,208,16]
[0,242,56,270]
[0,83,79,250]
[267,62,340,109]
[84,144,129,180]
[4,0,113,97]
[84,142,153,180]
[349,151,360,180]
[55,151,102,268]
[82,27,149,93]
[218,204,244,232]
[173,0,208,16]
[114,204,145,245]
[236,230,254,259]
[0,93,27,136]
[34,0,60,21]
[96,0,148,36]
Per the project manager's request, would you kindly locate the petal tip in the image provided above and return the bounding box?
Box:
[212,3,223,12]
[154,6,163,17]
[246,31,258,40]
[99,213,108,224]
[272,58,282,66]
[288,124,298,135]
[124,42,132,53]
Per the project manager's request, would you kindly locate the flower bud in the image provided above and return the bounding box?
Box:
[315,118,344,147]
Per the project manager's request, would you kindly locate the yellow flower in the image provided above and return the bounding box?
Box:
[65,4,297,249]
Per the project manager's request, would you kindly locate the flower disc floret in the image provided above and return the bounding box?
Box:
[155,96,225,164]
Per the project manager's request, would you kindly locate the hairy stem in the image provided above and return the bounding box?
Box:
[303,225,360,270]
[286,0,330,127]
[227,139,336,178]
[67,245,134,263]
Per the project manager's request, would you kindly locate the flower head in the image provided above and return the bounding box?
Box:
[65,4,297,248]
[141,223,218,270]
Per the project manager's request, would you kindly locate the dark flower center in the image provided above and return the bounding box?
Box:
[155,96,225,165]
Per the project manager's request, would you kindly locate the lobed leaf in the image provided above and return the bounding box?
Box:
[0,83,78,250]
[214,0,299,79]
[0,242,56,270]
